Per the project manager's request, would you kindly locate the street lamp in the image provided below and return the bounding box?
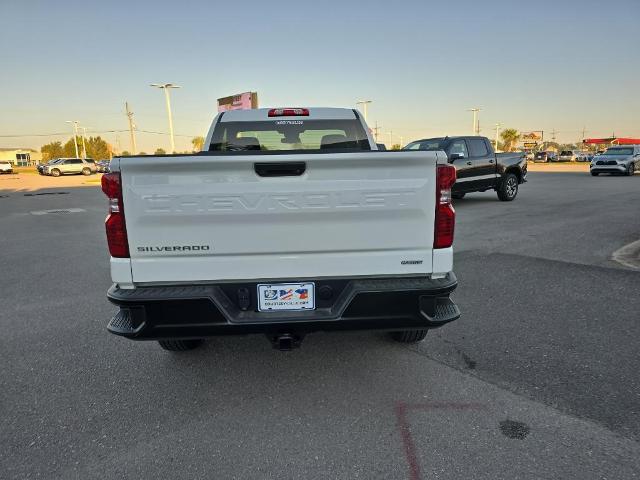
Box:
[65,121,80,158]
[150,83,181,153]
[79,126,91,159]
[467,108,481,135]
[356,100,372,123]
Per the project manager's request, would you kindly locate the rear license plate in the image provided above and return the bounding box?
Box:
[257,283,315,312]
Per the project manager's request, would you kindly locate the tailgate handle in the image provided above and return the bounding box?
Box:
[254,162,306,177]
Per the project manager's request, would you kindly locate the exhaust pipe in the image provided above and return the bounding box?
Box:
[268,333,304,351]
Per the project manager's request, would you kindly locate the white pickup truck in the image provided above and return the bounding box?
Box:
[102,107,460,351]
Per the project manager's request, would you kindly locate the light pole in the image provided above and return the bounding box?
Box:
[356,100,372,123]
[467,108,481,135]
[495,123,502,152]
[65,120,80,158]
[150,83,181,153]
[80,126,90,159]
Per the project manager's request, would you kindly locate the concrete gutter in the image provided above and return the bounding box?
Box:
[612,239,640,270]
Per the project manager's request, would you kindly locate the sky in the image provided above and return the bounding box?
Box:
[1,0,638,153]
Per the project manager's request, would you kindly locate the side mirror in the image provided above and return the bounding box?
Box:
[449,153,465,161]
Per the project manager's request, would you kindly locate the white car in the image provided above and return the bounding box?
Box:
[591,145,640,176]
[101,107,460,351]
[0,161,13,174]
[558,150,579,162]
[43,158,97,176]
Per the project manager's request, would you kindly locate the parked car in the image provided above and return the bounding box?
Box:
[102,107,461,352]
[590,145,640,176]
[0,161,13,174]
[37,158,63,175]
[43,158,98,177]
[533,151,557,163]
[97,160,111,173]
[558,150,579,162]
[575,152,593,162]
[403,136,526,201]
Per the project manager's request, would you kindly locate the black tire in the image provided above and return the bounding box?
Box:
[82,167,91,176]
[452,192,466,200]
[627,164,634,176]
[497,172,518,201]
[158,339,203,351]
[51,168,61,177]
[389,330,428,343]
[591,171,599,176]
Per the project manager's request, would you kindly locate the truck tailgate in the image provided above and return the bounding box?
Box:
[119,151,438,283]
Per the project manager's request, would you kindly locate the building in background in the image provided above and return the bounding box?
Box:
[217,92,258,112]
[0,148,41,166]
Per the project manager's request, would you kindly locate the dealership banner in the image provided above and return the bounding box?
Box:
[217,92,259,112]
[520,131,543,149]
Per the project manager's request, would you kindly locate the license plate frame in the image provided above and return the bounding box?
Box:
[257,283,315,312]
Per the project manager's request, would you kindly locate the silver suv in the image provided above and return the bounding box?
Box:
[590,145,640,176]
[43,158,97,177]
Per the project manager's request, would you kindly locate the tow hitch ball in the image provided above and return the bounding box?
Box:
[268,333,305,351]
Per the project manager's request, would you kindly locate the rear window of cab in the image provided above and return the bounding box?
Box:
[209,119,370,153]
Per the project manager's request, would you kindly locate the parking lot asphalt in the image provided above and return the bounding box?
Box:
[1,171,639,479]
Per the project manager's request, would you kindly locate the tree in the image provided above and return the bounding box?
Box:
[40,141,64,161]
[139,152,147,155]
[62,136,83,158]
[191,136,204,152]
[155,148,166,155]
[121,150,131,156]
[86,136,110,160]
[390,144,402,151]
[500,129,520,152]
[61,135,111,160]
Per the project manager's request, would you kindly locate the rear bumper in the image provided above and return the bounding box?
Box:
[106,274,459,340]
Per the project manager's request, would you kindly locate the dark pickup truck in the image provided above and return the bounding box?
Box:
[403,136,527,201]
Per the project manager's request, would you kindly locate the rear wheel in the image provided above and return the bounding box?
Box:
[158,339,204,351]
[389,330,428,343]
[82,167,91,176]
[497,173,518,201]
[591,171,599,176]
[51,168,61,177]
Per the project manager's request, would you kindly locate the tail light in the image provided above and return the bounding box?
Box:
[433,164,456,249]
[101,172,129,258]
[268,108,309,117]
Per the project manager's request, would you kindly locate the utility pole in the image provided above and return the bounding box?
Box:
[551,128,557,142]
[65,120,80,158]
[126,101,137,154]
[389,130,393,148]
[356,100,372,123]
[372,121,381,142]
[467,108,481,135]
[495,123,503,151]
[150,83,180,153]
